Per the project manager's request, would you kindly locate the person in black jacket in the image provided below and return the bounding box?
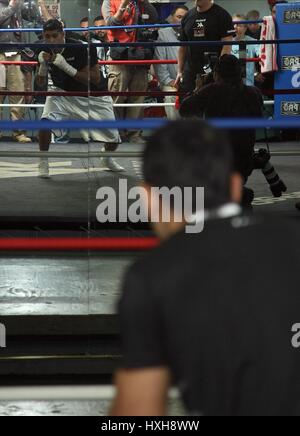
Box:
[180,55,262,179]
[180,55,286,203]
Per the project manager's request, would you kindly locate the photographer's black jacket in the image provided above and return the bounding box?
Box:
[180,83,263,177]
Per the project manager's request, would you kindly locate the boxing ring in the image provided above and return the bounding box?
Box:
[0,4,299,412]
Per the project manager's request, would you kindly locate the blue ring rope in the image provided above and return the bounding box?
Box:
[0,20,264,33]
[0,119,298,131]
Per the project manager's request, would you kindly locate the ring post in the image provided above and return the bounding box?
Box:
[275,3,300,119]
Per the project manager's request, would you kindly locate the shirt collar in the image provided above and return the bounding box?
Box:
[190,203,242,224]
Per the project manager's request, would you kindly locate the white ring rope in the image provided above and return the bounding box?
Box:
[0,102,274,108]
[0,385,179,401]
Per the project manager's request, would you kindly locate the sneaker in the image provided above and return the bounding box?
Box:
[54,134,70,144]
[99,157,125,172]
[13,133,32,143]
[127,133,146,145]
[80,131,90,143]
[38,160,50,178]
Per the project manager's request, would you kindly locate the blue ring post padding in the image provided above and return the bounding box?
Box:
[0,20,264,33]
[0,39,299,49]
[0,119,299,131]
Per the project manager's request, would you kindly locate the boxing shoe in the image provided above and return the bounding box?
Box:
[99,147,125,172]
[99,156,125,172]
[38,159,50,178]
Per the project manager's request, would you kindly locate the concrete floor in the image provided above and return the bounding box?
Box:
[0,397,186,416]
[0,141,142,221]
[0,140,299,219]
[0,256,134,316]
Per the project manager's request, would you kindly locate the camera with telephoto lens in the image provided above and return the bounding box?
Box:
[22,0,42,23]
[253,148,287,197]
[128,25,158,61]
[195,52,219,90]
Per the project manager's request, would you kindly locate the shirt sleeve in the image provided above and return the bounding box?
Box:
[179,15,189,42]
[154,35,173,86]
[219,10,235,39]
[102,0,121,26]
[118,265,167,369]
[180,86,211,117]
[89,45,99,68]
[0,4,16,26]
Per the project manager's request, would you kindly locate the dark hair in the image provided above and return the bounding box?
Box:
[170,5,189,16]
[43,19,64,33]
[246,10,260,20]
[215,54,243,85]
[94,15,104,22]
[143,121,233,210]
[80,17,89,24]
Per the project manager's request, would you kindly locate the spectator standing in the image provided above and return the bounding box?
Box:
[102,0,158,144]
[154,6,188,120]
[245,10,262,40]
[231,14,264,87]
[0,0,31,142]
[176,0,235,94]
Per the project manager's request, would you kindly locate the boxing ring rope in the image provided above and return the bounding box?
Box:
[0,151,143,158]
[0,101,275,108]
[0,89,294,96]
[0,118,297,160]
[2,149,299,160]
[0,386,179,402]
[0,119,299,131]
[0,91,180,97]
[0,59,261,66]
[0,39,298,51]
[0,237,159,252]
[0,60,180,66]
[0,20,265,35]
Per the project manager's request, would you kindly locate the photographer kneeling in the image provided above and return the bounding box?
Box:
[180,55,287,205]
[102,0,158,144]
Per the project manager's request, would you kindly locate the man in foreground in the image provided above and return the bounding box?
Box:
[112,121,300,416]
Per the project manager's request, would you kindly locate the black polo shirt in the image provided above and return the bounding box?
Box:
[180,4,235,73]
[118,213,300,416]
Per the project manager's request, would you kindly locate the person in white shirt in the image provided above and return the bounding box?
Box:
[231,14,264,87]
[154,6,188,120]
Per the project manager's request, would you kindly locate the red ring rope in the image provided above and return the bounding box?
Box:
[0,89,297,97]
[0,91,182,97]
[0,237,159,251]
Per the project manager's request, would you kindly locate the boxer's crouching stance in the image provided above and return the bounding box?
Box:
[36,19,123,178]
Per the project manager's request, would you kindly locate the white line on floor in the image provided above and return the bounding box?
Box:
[253,191,300,206]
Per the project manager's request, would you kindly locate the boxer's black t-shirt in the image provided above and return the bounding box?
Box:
[46,38,107,92]
[180,4,235,73]
[119,214,300,416]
